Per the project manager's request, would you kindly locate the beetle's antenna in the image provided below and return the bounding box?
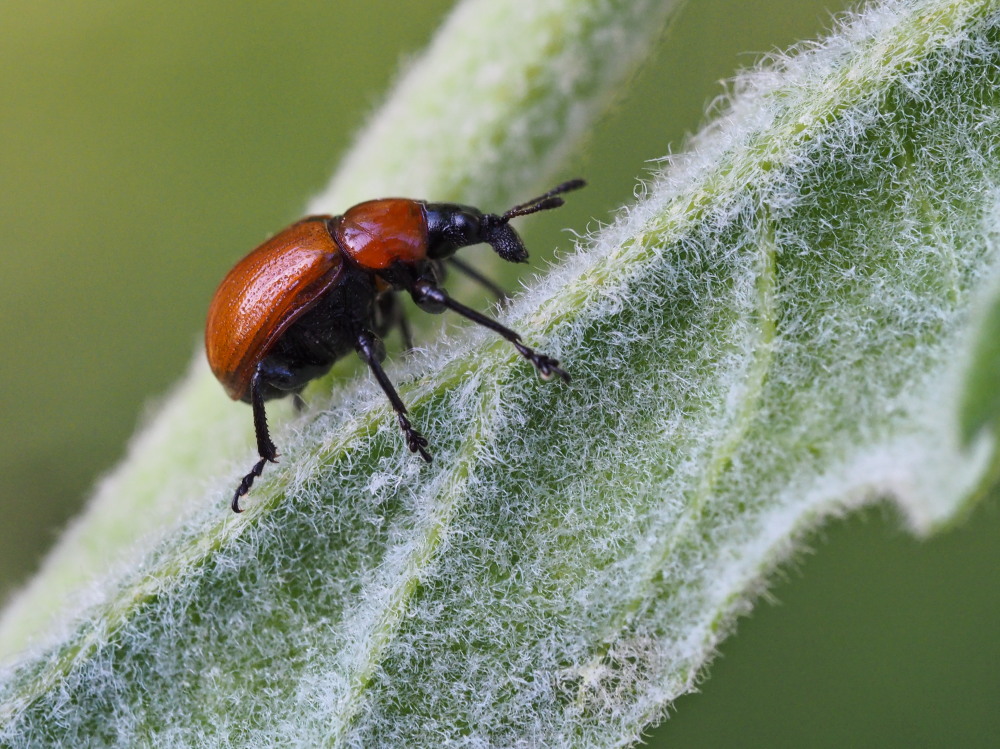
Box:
[481,179,586,262]
[501,178,586,223]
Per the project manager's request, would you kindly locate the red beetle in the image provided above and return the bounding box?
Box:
[206,179,584,511]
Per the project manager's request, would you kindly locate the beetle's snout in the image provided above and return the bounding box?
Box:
[483,220,529,263]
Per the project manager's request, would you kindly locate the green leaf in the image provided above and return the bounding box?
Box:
[3,0,1000,745]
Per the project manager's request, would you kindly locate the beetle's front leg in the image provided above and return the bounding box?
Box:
[409,280,569,382]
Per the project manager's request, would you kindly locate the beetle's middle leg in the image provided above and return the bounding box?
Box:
[446,256,508,302]
[356,329,431,462]
[374,292,415,352]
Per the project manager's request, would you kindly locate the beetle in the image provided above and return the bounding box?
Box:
[206,179,584,512]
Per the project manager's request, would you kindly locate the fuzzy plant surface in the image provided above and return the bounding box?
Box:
[3,0,1000,746]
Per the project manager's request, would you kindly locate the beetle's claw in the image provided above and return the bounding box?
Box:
[536,355,570,383]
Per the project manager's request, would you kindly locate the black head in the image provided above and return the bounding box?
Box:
[424,179,586,262]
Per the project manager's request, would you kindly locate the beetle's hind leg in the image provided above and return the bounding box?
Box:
[356,329,432,463]
[232,366,279,513]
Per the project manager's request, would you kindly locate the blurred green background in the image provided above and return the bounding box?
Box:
[1,1,997,745]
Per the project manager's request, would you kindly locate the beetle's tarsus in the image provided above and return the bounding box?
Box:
[398,413,432,462]
[513,341,570,382]
[232,457,268,513]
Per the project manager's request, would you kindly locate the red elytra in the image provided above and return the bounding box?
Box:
[206,219,344,401]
